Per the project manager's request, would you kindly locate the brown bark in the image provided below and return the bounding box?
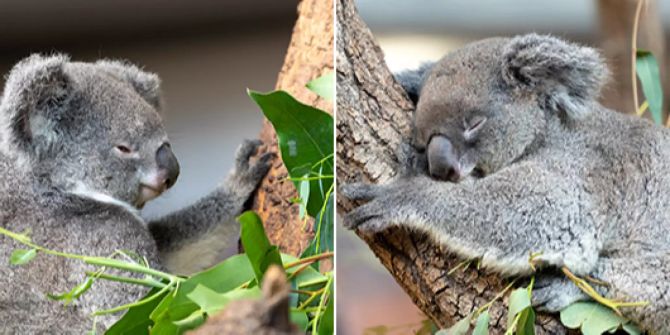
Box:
[598,0,666,118]
[252,0,334,256]
[335,0,568,333]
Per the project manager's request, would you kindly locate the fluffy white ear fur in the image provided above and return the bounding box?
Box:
[0,54,71,157]
[501,33,609,119]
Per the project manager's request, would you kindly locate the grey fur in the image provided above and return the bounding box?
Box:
[394,62,435,105]
[342,34,670,333]
[0,54,272,333]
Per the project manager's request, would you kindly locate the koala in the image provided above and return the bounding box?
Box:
[0,54,272,334]
[342,34,670,333]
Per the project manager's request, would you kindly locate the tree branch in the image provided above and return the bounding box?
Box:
[252,0,334,256]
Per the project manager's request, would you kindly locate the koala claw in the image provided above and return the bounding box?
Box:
[343,206,388,232]
[340,182,383,201]
[235,139,264,171]
[341,183,396,232]
[233,139,275,185]
[531,275,588,312]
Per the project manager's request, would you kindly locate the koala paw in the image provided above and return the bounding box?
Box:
[531,275,589,312]
[233,139,275,186]
[340,182,407,232]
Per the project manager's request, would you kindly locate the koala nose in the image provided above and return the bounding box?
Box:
[156,143,180,189]
[427,135,461,182]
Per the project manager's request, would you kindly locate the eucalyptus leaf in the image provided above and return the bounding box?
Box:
[48,277,95,306]
[106,286,169,335]
[291,310,310,332]
[507,287,532,329]
[438,313,472,335]
[10,248,37,265]
[516,308,536,335]
[298,176,310,219]
[186,285,260,315]
[472,311,490,335]
[239,211,283,285]
[560,302,640,335]
[306,71,334,101]
[317,280,334,335]
[636,50,664,124]
[248,90,333,217]
[158,254,254,328]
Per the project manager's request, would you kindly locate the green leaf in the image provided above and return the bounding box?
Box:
[317,280,334,335]
[306,71,334,101]
[239,211,283,284]
[151,254,254,332]
[281,254,327,290]
[106,286,169,335]
[472,311,490,335]
[298,175,310,219]
[560,302,595,328]
[248,90,333,217]
[10,248,37,265]
[560,302,638,335]
[636,50,664,124]
[507,287,532,329]
[516,308,536,335]
[186,285,261,315]
[437,313,472,335]
[622,323,642,335]
[48,276,95,306]
[291,310,310,332]
[300,193,334,262]
[171,309,205,328]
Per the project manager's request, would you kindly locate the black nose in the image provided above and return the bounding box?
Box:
[427,135,461,182]
[156,143,180,188]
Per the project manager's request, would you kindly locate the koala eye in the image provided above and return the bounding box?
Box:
[114,145,133,154]
[464,117,487,140]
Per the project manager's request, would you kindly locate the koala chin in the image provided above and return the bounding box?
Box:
[0,54,272,333]
[343,33,670,333]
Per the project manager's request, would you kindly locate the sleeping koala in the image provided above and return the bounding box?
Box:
[342,34,670,333]
[0,54,272,333]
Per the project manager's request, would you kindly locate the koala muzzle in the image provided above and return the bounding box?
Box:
[156,143,180,189]
[427,135,462,182]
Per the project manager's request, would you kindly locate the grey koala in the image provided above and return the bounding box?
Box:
[0,54,272,333]
[342,34,670,333]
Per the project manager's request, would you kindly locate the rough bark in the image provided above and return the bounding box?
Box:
[598,0,666,118]
[335,0,568,333]
[252,0,334,256]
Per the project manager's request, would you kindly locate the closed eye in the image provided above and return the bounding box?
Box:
[464,117,487,140]
[114,145,133,154]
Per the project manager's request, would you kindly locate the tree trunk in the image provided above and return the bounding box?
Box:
[252,0,334,256]
[335,0,568,333]
[598,0,666,118]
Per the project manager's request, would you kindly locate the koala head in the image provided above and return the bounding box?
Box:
[0,54,180,209]
[413,34,608,182]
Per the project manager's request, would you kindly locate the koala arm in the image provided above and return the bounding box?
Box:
[147,140,273,273]
[342,162,600,277]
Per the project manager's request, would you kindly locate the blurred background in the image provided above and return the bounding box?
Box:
[337,0,670,334]
[0,1,297,223]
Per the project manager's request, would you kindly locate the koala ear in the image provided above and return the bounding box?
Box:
[502,34,609,119]
[96,60,162,109]
[394,61,435,104]
[0,54,71,154]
